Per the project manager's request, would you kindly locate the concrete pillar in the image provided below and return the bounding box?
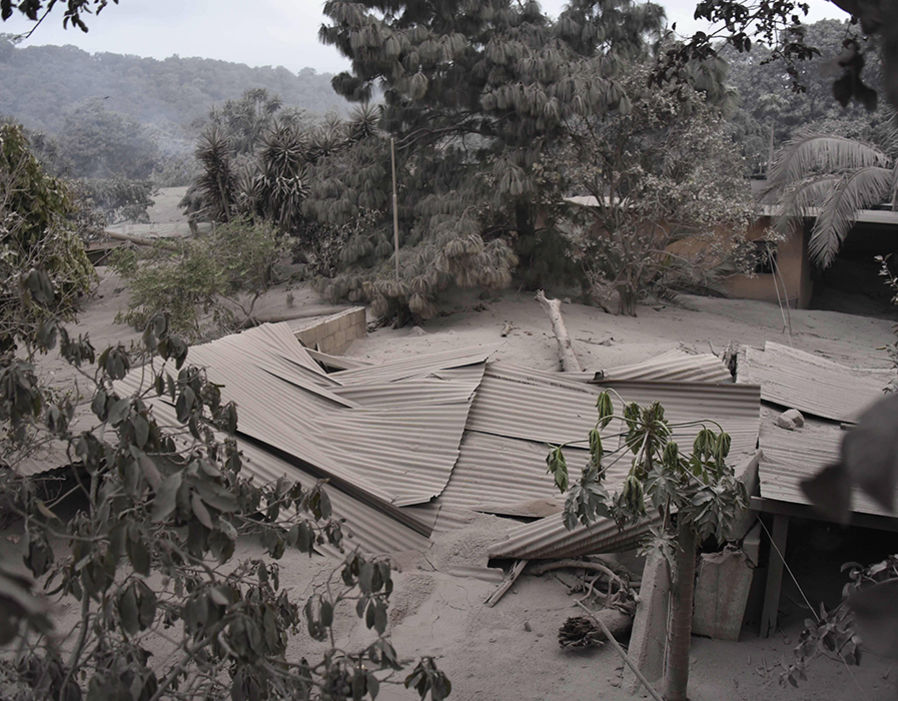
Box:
[623,547,670,693]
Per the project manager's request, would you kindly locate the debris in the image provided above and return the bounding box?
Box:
[410,325,427,336]
[500,321,514,337]
[535,289,582,372]
[559,616,605,648]
[576,601,664,701]
[484,559,528,607]
[523,621,532,632]
[775,408,805,430]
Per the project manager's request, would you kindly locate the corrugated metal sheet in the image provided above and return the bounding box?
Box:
[437,432,573,517]
[236,440,431,555]
[738,341,892,423]
[332,346,494,385]
[599,349,731,383]
[757,406,898,519]
[119,323,484,510]
[468,368,760,458]
[305,348,371,371]
[114,395,431,555]
[489,512,661,560]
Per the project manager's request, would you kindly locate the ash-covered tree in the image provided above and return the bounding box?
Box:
[315,0,666,319]
[556,59,757,315]
[723,19,887,173]
[0,123,96,352]
[661,1,898,113]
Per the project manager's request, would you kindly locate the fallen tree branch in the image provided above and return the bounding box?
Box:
[575,600,664,701]
[485,559,527,607]
[535,290,582,372]
[103,231,180,251]
[529,558,619,581]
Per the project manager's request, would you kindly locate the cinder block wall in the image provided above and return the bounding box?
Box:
[293,307,366,354]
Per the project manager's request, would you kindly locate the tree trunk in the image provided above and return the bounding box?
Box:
[535,290,582,372]
[664,520,697,701]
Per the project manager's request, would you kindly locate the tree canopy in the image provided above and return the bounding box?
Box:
[310,0,669,318]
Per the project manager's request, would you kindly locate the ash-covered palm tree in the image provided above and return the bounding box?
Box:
[766,126,898,268]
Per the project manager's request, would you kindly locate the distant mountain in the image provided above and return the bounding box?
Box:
[0,37,350,153]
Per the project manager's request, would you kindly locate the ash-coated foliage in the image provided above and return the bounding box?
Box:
[0,279,449,700]
[111,217,284,340]
[556,60,757,315]
[315,0,666,319]
[546,390,746,700]
[0,123,96,353]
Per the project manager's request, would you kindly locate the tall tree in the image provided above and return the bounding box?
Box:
[314,0,665,318]
[558,60,756,314]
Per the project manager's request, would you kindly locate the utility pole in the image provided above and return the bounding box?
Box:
[391,137,400,283]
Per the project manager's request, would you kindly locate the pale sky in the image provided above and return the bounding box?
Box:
[3,0,848,75]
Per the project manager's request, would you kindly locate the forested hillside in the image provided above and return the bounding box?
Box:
[0,36,349,152]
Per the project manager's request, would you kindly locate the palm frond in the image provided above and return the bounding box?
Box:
[809,166,894,268]
[773,174,842,236]
[767,134,892,194]
[892,162,898,210]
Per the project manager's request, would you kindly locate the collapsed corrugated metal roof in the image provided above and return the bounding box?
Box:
[121,324,488,514]
[757,406,897,520]
[109,323,762,560]
[488,348,732,388]
[738,341,891,423]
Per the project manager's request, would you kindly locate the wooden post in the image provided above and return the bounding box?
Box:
[391,137,400,283]
[760,514,789,637]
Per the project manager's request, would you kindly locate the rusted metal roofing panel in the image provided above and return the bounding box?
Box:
[598,349,731,383]
[738,341,891,423]
[757,406,898,520]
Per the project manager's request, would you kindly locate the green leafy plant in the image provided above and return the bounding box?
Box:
[0,123,96,352]
[546,390,747,701]
[0,265,450,700]
[781,555,898,688]
[557,60,757,314]
[111,217,284,340]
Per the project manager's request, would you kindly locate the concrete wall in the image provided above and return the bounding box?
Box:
[722,217,814,308]
[293,307,366,354]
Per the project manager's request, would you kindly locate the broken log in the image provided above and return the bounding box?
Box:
[535,290,582,372]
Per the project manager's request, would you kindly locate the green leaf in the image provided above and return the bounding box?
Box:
[546,446,568,493]
[133,414,149,448]
[151,471,182,522]
[191,492,214,529]
[126,532,150,577]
